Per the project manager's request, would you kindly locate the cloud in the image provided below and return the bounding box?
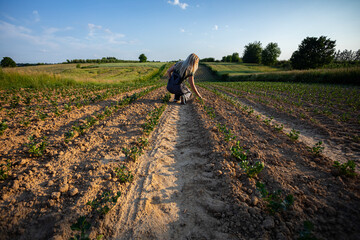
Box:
[180,28,185,33]
[213,25,218,31]
[87,23,126,44]
[168,0,188,10]
[32,10,40,23]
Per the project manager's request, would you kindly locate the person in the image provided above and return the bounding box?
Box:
[166,53,203,104]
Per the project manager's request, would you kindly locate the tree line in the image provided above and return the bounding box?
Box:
[201,36,360,70]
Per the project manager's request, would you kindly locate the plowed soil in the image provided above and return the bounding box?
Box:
[1,66,359,240]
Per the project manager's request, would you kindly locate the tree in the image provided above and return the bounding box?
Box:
[262,43,281,66]
[231,52,241,63]
[242,41,262,64]
[1,57,16,68]
[290,36,336,69]
[139,54,147,62]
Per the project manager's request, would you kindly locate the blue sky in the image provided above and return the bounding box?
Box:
[0,0,359,63]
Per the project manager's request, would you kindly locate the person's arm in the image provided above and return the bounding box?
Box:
[167,65,175,79]
[188,76,203,99]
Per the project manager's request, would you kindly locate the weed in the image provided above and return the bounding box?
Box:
[307,141,324,156]
[256,181,294,215]
[115,165,134,183]
[162,93,171,103]
[0,119,8,135]
[27,135,48,157]
[0,160,12,180]
[287,128,300,141]
[333,160,357,178]
[70,216,91,240]
[86,191,121,215]
[298,221,318,240]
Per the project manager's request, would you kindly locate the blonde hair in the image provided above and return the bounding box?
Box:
[179,53,199,78]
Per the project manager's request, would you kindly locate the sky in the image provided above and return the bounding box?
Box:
[0,0,359,63]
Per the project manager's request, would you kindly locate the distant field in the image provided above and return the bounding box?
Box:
[203,62,281,76]
[2,62,166,83]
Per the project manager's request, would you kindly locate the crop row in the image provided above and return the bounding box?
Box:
[199,86,357,178]
[211,81,360,124]
[69,93,171,239]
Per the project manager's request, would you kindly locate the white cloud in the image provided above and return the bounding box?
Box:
[87,23,125,44]
[213,25,218,31]
[180,28,185,33]
[168,0,188,10]
[32,10,40,22]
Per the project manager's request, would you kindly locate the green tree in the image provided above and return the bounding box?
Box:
[262,43,281,66]
[242,41,262,63]
[290,36,336,69]
[231,52,241,63]
[1,57,16,68]
[139,54,147,62]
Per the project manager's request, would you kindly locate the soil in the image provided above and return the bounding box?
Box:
[1,66,359,240]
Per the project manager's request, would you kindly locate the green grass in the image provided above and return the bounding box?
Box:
[203,62,280,77]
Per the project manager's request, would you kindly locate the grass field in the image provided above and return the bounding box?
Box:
[202,62,281,76]
[1,62,166,84]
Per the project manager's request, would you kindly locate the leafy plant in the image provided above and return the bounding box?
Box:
[0,160,12,180]
[162,93,171,103]
[204,105,216,119]
[230,141,248,161]
[256,181,294,214]
[122,146,142,162]
[70,216,91,240]
[239,160,265,178]
[115,165,134,183]
[36,110,48,121]
[137,137,149,148]
[217,123,236,142]
[64,103,72,112]
[307,141,324,156]
[86,191,121,215]
[27,135,48,157]
[333,160,357,178]
[263,117,274,125]
[0,119,8,135]
[287,128,300,141]
[64,130,76,143]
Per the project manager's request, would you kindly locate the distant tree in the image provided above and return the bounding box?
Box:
[231,52,241,63]
[1,57,16,68]
[290,36,336,69]
[225,55,232,62]
[139,54,147,62]
[262,43,281,66]
[242,41,262,64]
[200,57,215,62]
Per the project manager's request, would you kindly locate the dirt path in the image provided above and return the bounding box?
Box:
[110,103,232,239]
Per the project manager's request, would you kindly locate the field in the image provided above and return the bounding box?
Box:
[203,62,281,77]
[0,64,359,239]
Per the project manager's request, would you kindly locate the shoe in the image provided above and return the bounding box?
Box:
[180,95,186,105]
[173,98,180,103]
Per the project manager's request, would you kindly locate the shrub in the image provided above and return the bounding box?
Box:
[1,57,16,68]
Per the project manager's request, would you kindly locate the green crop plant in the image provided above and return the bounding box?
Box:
[9,95,20,108]
[138,137,149,148]
[307,141,324,156]
[204,105,216,119]
[263,117,274,126]
[27,135,48,157]
[230,141,248,161]
[64,130,76,143]
[19,117,31,127]
[217,123,236,142]
[115,165,134,183]
[239,160,265,178]
[287,128,300,141]
[333,160,357,178]
[122,146,142,162]
[256,181,294,215]
[23,96,32,105]
[70,216,91,240]
[64,103,72,112]
[86,191,121,215]
[298,221,318,240]
[162,93,171,103]
[0,160,12,180]
[274,123,284,132]
[0,119,8,135]
[36,110,48,121]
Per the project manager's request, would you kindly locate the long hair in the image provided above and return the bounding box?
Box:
[180,53,199,78]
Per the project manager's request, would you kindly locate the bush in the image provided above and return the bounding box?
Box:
[262,43,281,66]
[1,57,16,68]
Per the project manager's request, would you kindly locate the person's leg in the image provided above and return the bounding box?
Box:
[174,94,181,101]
